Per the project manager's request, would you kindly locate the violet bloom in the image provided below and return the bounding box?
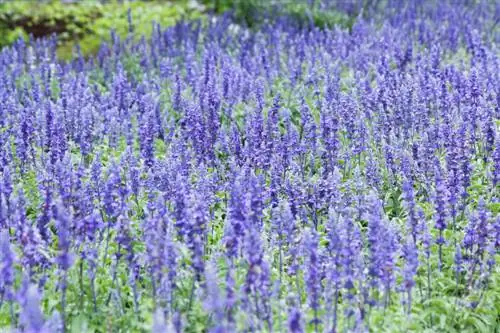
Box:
[463,199,491,283]
[0,230,15,305]
[493,132,500,187]
[52,203,74,271]
[19,285,46,333]
[186,191,209,280]
[151,309,168,333]
[366,192,398,300]
[401,236,418,313]
[52,202,74,331]
[243,225,272,330]
[493,216,500,249]
[139,105,157,168]
[224,173,247,259]
[433,160,448,271]
[304,229,321,331]
[401,156,418,242]
[288,307,304,333]
[36,185,52,243]
[326,209,343,331]
[204,261,226,332]
[339,209,362,308]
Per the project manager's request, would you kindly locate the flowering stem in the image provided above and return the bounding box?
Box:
[106,245,121,306]
[426,253,431,300]
[79,259,84,309]
[333,287,339,332]
[61,271,68,333]
[91,277,97,313]
[9,301,15,326]
[438,230,443,271]
[407,290,412,314]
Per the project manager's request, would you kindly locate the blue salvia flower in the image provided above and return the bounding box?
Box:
[401,236,418,313]
[90,152,102,193]
[139,103,157,168]
[143,212,163,306]
[43,101,53,153]
[78,105,93,158]
[366,153,381,191]
[401,155,418,242]
[52,202,74,330]
[288,306,304,333]
[285,205,301,288]
[339,209,363,321]
[0,193,6,230]
[433,160,448,270]
[493,131,500,187]
[248,173,264,228]
[366,191,398,302]
[272,201,292,283]
[44,311,62,333]
[463,210,478,253]
[326,208,343,331]
[493,216,500,249]
[151,308,168,333]
[475,199,490,256]
[304,228,321,331]
[172,311,183,333]
[16,109,31,169]
[204,261,226,332]
[224,262,237,329]
[225,171,247,259]
[0,230,16,307]
[103,164,121,220]
[446,128,464,223]
[19,285,46,333]
[52,203,74,271]
[14,190,45,272]
[172,73,182,112]
[160,221,178,318]
[366,193,384,288]
[380,228,398,307]
[36,182,52,243]
[84,215,100,313]
[3,167,14,213]
[457,124,472,205]
[463,199,491,287]
[243,225,272,330]
[186,190,209,280]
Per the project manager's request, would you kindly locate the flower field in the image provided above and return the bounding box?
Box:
[0,1,499,332]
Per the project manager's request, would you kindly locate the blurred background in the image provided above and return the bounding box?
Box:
[0,0,369,60]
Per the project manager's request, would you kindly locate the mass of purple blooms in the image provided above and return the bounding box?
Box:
[0,1,499,332]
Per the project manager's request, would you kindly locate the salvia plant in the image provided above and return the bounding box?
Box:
[0,0,499,332]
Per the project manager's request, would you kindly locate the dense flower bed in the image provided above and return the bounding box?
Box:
[0,1,498,332]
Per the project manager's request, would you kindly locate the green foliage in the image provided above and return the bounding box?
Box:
[203,0,354,29]
[0,0,205,59]
[0,1,102,47]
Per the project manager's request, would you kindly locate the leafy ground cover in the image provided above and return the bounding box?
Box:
[0,0,205,59]
[0,1,499,332]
